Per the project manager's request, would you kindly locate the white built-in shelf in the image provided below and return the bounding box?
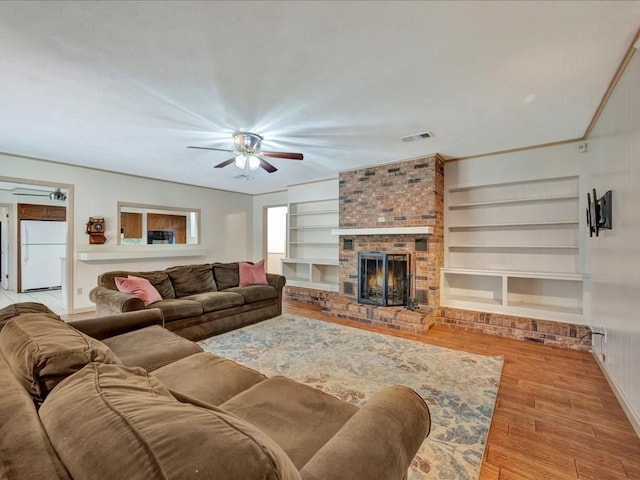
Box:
[448,245,579,250]
[289,242,337,246]
[78,247,208,262]
[331,226,434,236]
[447,175,579,192]
[290,225,336,230]
[440,267,586,323]
[289,210,338,216]
[448,194,579,209]
[281,258,339,265]
[448,221,579,230]
[441,267,584,281]
[281,258,339,292]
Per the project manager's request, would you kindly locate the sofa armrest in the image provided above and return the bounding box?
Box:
[266,273,286,290]
[300,385,430,480]
[69,308,164,340]
[89,286,145,314]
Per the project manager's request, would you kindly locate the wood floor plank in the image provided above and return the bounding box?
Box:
[484,444,577,479]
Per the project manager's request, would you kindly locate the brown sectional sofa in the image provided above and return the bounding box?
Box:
[0,303,431,480]
[89,262,285,340]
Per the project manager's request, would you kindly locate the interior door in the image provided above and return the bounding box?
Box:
[265,206,287,274]
[0,206,8,290]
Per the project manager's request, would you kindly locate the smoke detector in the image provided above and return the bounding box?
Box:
[400,131,433,142]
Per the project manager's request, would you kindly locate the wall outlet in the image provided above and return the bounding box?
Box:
[377,217,386,223]
[578,142,588,153]
[77,287,83,295]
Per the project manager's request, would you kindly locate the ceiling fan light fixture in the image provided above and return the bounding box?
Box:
[248,156,260,170]
[234,155,260,171]
[234,132,263,154]
[235,155,247,169]
[191,131,302,174]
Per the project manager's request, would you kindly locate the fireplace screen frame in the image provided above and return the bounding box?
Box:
[357,252,409,307]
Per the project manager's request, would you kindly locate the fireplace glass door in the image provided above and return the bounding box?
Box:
[358,253,409,306]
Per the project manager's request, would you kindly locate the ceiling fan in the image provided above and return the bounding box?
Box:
[188,131,303,173]
[12,187,67,201]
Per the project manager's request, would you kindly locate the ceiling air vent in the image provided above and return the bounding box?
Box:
[400,131,433,142]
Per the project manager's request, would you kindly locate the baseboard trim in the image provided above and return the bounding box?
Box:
[592,351,640,437]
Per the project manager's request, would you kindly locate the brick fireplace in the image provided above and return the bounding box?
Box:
[320,154,445,332]
[338,155,444,304]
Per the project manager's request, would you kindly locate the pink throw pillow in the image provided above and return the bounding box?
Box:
[114,276,162,306]
[238,260,268,287]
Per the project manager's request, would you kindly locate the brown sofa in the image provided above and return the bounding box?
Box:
[89,262,285,340]
[0,303,431,480]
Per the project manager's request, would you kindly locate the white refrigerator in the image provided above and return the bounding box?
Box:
[20,220,67,291]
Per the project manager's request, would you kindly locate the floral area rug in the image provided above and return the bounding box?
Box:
[198,314,503,480]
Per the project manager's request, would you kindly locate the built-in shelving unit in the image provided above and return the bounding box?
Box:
[280,257,339,291]
[281,180,339,291]
[441,267,585,323]
[441,175,585,323]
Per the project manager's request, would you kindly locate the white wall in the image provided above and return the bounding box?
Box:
[0,154,254,311]
[582,48,640,432]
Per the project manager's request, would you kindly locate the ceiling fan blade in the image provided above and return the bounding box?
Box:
[261,151,303,160]
[187,146,234,153]
[214,158,237,168]
[12,193,49,196]
[258,157,278,173]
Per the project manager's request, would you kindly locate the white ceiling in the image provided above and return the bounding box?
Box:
[1,1,639,195]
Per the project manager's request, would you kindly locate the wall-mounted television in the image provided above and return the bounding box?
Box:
[587,189,612,237]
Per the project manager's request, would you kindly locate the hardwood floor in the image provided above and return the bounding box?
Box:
[282,300,640,480]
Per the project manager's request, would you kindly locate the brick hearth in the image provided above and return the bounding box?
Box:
[321,293,436,334]
[284,285,591,351]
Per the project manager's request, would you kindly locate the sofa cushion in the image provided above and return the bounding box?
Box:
[167,264,217,297]
[0,355,71,480]
[39,363,301,480]
[102,325,202,371]
[239,259,268,286]
[0,302,57,331]
[153,352,266,405]
[221,376,358,469]
[98,270,175,299]
[181,291,245,313]
[0,313,119,401]
[114,276,162,306]
[225,285,278,304]
[212,262,240,290]
[151,298,204,322]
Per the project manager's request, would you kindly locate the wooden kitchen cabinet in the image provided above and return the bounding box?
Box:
[120,212,143,238]
[18,203,66,221]
[147,213,187,244]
